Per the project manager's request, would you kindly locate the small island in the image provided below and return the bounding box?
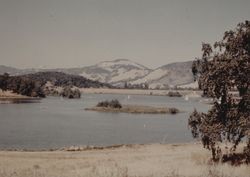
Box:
[85,100,180,114]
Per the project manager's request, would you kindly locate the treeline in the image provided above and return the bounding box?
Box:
[124,82,149,89]
[0,72,112,97]
[0,73,45,97]
[22,72,112,88]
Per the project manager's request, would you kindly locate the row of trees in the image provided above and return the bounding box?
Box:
[24,72,112,88]
[0,73,45,97]
[0,71,114,98]
[124,82,149,89]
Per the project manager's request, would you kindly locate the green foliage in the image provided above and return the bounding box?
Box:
[0,73,9,91]
[0,71,112,98]
[169,107,179,114]
[97,99,122,109]
[167,91,182,97]
[23,72,112,88]
[189,21,250,163]
[0,73,45,97]
[60,87,81,99]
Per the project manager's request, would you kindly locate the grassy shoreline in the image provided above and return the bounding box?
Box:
[0,143,249,177]
[0,90,41,103]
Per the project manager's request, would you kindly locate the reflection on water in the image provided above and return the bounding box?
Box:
[0,94,210,150]
[0,98,41,104]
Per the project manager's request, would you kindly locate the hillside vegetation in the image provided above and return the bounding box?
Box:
[22,71,112,88]
[0,72,112,97]
[0,60,196,89]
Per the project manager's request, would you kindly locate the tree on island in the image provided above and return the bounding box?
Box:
[60,86,81,99]
[0,73,9,92]
[0,73,45,97]
[189,21,250,164]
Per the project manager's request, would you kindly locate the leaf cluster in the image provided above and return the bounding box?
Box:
[96,99,122,109]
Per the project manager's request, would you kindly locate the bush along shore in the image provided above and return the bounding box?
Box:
[0,71,113,100]
[85,99,180,114]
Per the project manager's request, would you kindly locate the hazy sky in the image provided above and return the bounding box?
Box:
[0,0,249,69]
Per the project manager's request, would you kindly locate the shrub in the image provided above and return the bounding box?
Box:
[96,100,109,107]
[167,91,182,97]
[96,99,122,109]
[169,107,179,114]
[60,87,81,99]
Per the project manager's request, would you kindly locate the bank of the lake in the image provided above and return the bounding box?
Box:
[80,88,202,97]
[0,143,249,177]
[0,90,41,103]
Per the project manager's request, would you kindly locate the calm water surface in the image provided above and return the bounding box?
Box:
[0,94,209,150]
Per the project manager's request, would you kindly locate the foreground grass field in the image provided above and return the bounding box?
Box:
[0,143,249,177]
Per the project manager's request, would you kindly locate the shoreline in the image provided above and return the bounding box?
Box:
[0,90,42,103]
[0,142,193,152]
[0,142,249,177]
[1,88,203,98]
[80,88,202,96]
[0,143,146,152]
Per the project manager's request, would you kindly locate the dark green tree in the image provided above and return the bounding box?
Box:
[0,74,45,97]
[0,73,10,92]
[189,21,250,164]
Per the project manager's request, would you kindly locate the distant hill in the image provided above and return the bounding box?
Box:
[177,81,198,89]
[0,65,42,76]
[130,61,194,89]
[0,59,196,89]
[77,59,152,85]
[0,65,21,75]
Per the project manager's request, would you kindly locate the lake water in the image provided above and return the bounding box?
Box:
[0,94,210,150]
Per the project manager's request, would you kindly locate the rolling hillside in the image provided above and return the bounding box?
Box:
[0,59,196,89]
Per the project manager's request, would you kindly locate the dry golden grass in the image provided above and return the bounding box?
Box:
[0,90,28,98]
[0,143,249,177]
